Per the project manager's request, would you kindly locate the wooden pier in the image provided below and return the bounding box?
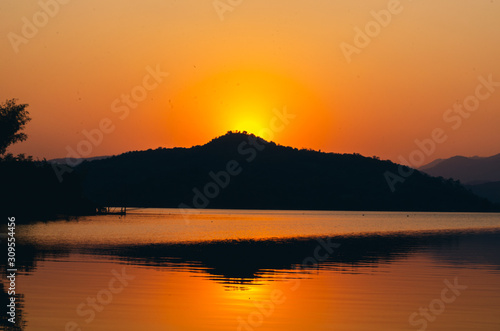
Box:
[96,207,127,216]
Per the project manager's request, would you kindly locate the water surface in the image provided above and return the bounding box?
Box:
[4,210,500,330]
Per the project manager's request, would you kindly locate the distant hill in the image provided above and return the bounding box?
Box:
[75,132,498,212]
[419,153,500,204]
[419,158,445,171]
[49,155,111,165]
[419,154,500,184]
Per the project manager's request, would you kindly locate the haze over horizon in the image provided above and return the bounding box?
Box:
[2,0,500,166]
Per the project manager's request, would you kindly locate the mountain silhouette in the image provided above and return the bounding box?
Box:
[76,132,498,212]
[420,153,500,184]
[420,153,500,204]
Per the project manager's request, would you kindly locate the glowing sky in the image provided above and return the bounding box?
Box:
[1,0,499,165]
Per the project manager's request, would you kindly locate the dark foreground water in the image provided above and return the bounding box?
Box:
[3,210,500,330]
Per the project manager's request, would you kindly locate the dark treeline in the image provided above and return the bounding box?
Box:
[0,155,95,224]
[466,181,500,204]
[0,99,95,224]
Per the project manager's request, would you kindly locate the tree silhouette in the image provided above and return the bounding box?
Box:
[0,99,31,155]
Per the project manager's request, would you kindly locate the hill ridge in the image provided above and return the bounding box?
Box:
[420,153,500,184]
[75,132,499,212]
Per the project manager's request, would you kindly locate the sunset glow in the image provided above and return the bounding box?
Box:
[1,0,499,162]
[3,2,500,330]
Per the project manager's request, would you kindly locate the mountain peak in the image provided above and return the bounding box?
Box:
[420,152,500,184]
[208,131,266,143]
[203,131,272,150]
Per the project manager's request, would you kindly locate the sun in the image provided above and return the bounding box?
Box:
[224,101,271,137]
[162,67,333,149]
[231,118,263,135]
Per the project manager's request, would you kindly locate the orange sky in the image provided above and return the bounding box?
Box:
[1,0,499,165]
